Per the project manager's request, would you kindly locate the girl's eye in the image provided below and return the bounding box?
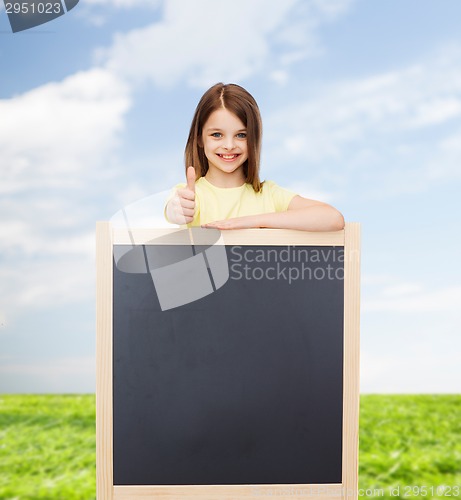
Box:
[236,133,247,139]
[211,132,222,138]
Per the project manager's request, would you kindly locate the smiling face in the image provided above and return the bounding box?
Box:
[201,108,248,187]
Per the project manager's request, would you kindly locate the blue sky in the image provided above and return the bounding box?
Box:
[1,0,460,393]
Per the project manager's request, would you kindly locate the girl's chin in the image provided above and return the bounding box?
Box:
[209,162,244,173]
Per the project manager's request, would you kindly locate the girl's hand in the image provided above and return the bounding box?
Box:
[202,215,260,230]
[166,166,196,225]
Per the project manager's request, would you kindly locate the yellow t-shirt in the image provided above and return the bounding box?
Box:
[165,177,297,227]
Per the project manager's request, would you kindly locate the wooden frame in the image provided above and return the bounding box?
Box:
[96,222,361,500]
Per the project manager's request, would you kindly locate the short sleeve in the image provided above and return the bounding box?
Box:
[264,180,297,212]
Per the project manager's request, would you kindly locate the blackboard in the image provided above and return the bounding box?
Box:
[96,225,360,500]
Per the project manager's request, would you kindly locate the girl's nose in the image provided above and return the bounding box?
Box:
[223,136,235,150]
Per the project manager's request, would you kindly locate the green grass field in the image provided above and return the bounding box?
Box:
[0,394,460,499]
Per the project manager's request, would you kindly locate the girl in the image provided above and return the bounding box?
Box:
[165,83,344,232]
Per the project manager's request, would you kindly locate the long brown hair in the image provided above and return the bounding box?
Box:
[185,83,263,192]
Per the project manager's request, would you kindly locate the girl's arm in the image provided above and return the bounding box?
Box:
[202,196,345,232]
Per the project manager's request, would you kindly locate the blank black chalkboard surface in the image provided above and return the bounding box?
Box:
[96,223,361,500]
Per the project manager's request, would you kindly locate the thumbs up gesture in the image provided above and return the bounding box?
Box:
[166,166,196,225]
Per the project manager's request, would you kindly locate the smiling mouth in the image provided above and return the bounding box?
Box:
[217,154,240,160]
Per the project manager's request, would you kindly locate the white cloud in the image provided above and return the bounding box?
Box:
[405,97,461,128]
[269,70,290,86]
[0,356,95,393]
[363,282,461,313]
[0,66,131,242]
[440,128,461,154]
[311,0,355,18]
[273,57,461,156]
[360,291,461,393]
[264,44,461,193]
[0,67,130,194]
[381,283,423,297]
[0,356,94,375]
[360,275,461,396]
[421,127,461,182]
[83,0,160,6]
[77,0,162,26]
[360,347,461,393]
[282,181,337,203]
[0,67,131,320]
[98,0,354,88]
[0,252,94,312]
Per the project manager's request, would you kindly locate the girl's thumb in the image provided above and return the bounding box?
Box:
[186,166,196,192]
